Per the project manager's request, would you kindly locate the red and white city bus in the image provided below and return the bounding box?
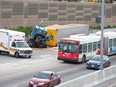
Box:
[96,31,116,55]
[57,34,101,63]
[57,31,116,63]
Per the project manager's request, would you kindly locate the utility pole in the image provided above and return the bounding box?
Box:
[100,0,104,70]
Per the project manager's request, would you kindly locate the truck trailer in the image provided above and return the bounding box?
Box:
[45,24,89,47]
[0,29,33,58]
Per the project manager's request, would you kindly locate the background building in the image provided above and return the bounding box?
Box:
[0,0,115,28]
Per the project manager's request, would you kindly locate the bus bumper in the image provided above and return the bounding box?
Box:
[57,57,78,63]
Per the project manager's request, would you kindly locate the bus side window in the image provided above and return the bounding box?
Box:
[109,39,112,48]
[93,42,97,51]
[79,44,82,53]
[88,43,92,52]
[83,43,87,53]
[113,38,116,47]
[98,41,101,48]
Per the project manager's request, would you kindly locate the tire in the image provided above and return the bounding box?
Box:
[27,38,33,47]
[28,55,31,58]
[15,52,19,58]
[57,79,61,85]
[108,62,111,67]
[44,44,47,48]
[0,51,2,55]
[40,40,46,48]
[46,83,50,87]
[86,67,89,69]
[86,64,89,69]
[82,55,86,63]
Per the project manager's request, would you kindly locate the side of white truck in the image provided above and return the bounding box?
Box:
[0,29,33,58]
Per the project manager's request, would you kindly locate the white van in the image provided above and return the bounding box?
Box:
[0,29,33,58]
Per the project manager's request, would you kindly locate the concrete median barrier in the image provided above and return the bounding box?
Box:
[56,65,116,87]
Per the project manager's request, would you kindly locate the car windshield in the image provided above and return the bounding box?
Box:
[91,55,101,61]
[34,72,51,79]
[15,41,29,48]
[59,43,78,53]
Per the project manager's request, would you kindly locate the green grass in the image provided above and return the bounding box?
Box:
[11,26,33,37]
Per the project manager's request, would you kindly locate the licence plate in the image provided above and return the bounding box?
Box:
[33,85,37,87]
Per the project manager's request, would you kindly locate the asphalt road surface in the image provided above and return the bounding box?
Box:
[0,48,116,87]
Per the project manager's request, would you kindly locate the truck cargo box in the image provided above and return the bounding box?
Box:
[45,24,89,46]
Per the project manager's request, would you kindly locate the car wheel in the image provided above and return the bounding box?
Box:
[57,79,61,85]
[46,83,50,87]
[108,62,111,67]
[86,64,89,69]
[86,67,89,69]
[15,52,19,58]
[0,51,2,54]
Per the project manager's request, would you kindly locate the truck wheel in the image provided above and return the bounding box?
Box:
[15,52,19,58]
[27,38,33,47]
[28,55,31,58]
[44,44,47,48]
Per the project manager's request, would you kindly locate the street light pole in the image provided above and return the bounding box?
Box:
[100,0,104,70]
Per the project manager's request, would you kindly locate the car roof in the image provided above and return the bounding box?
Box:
[40,71,55,74]
[94,55,107,57]
[92,55,108,59]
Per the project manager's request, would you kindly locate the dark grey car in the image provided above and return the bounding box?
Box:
[86,55,111,70]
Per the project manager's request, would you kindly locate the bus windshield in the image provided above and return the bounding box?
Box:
[59,43,78,53]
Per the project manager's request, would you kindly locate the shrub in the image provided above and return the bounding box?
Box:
[11,26,33,37]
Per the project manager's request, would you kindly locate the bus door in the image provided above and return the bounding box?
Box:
[78,44,84,62]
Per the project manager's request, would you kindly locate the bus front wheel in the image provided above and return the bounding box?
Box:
[82,55,86,63]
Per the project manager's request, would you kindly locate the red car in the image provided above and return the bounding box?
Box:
[29,71,61,87]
